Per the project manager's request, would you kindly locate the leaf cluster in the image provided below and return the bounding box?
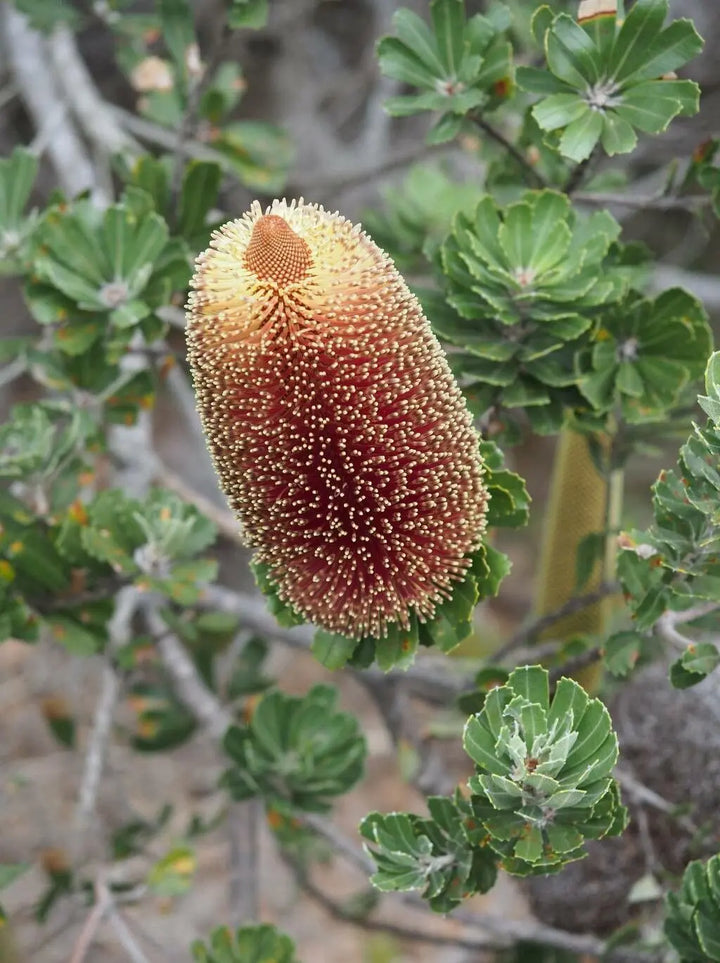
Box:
[463,666,626,874]
[431,189,626,432]
[221,685,366,813]
[665,854,720,961]
[360,791,497,912]
[377,0,513,143]
[618,354,720,686]
[519,0,702,162]
[363,668,626,903]
[192,923,299,963]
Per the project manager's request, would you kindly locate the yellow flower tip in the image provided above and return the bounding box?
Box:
[244,213,312,286]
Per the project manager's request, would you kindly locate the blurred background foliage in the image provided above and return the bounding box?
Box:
[0,1,720,962]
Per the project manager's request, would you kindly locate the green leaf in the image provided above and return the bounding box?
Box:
[620,17,703,85]
[377,37,437,88]
[158,0,195,84]
[44,707,76,749]
[212,121,293,193]
[13,0,79,30]
[603,631,643,677]
[616,82,691,134]
[507,665,549,710]
[127,156,171,215]
[525,191,572,272]
[516,65,573,96]
[418,573,477,652]
[670,643,720,689]
[601,112,638,155]
[45,616,101,656]
[393,8,446,76]
[699,351,720,422]
[431,0,465,74]
[531,5,554,47]
[104,206,169,284]
[551,14,603,85]
[148,845,196,896]
[178,161,222,240]
[464,667,621,874]
[426,113,464,145]
[608,0,668,84]
[545,16,593,88]
[533,93,589,132]
[375,620,419,672]
[192,924,298,963]
[227,0,269,29]
[0,147,38,232]
[559,106,603,162]
[666,855,720,962]
[251,560,305,628]
[221,685,365,812]
[312,630,358,670]
[498,200,534,269]
[704,351,720,403]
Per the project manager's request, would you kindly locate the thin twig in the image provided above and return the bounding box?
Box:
[496,582,620,658]
[228,799,261,924]
[153,460,243,544]
[74,664,120,830]
[301,813,375,876]
[655,603,720,652]
[148,605,232,739]
[106,904,153,963]
[615,766,698,836]
[47,25,141,159]
[74,587,142,837]
[2,6,98,199]
[68,883,112,963]
[110,105,228,166]
[575,190,713,211]
[282,854,509,952]
[282,849,654,961]
[564,147,598,195]
[548,646,602,688]
[0,358,26,389]
[468,111,547,188]
[306,144,442,199]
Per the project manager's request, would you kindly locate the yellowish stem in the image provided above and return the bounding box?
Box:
[534,427,615,691]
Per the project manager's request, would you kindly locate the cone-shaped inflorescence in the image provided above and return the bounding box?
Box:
[187,199,487,639]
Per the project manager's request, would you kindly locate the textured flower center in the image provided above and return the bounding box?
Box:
[99,280,130,308]
[436,77,465,96]
[244,214,312,286]
[586,79,619,111]
[514,266,536,288]
[618,336,639,361]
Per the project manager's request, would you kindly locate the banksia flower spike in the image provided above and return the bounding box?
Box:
[187,199,487,641]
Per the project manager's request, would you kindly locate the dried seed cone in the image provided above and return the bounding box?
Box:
[187,199,487,639]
